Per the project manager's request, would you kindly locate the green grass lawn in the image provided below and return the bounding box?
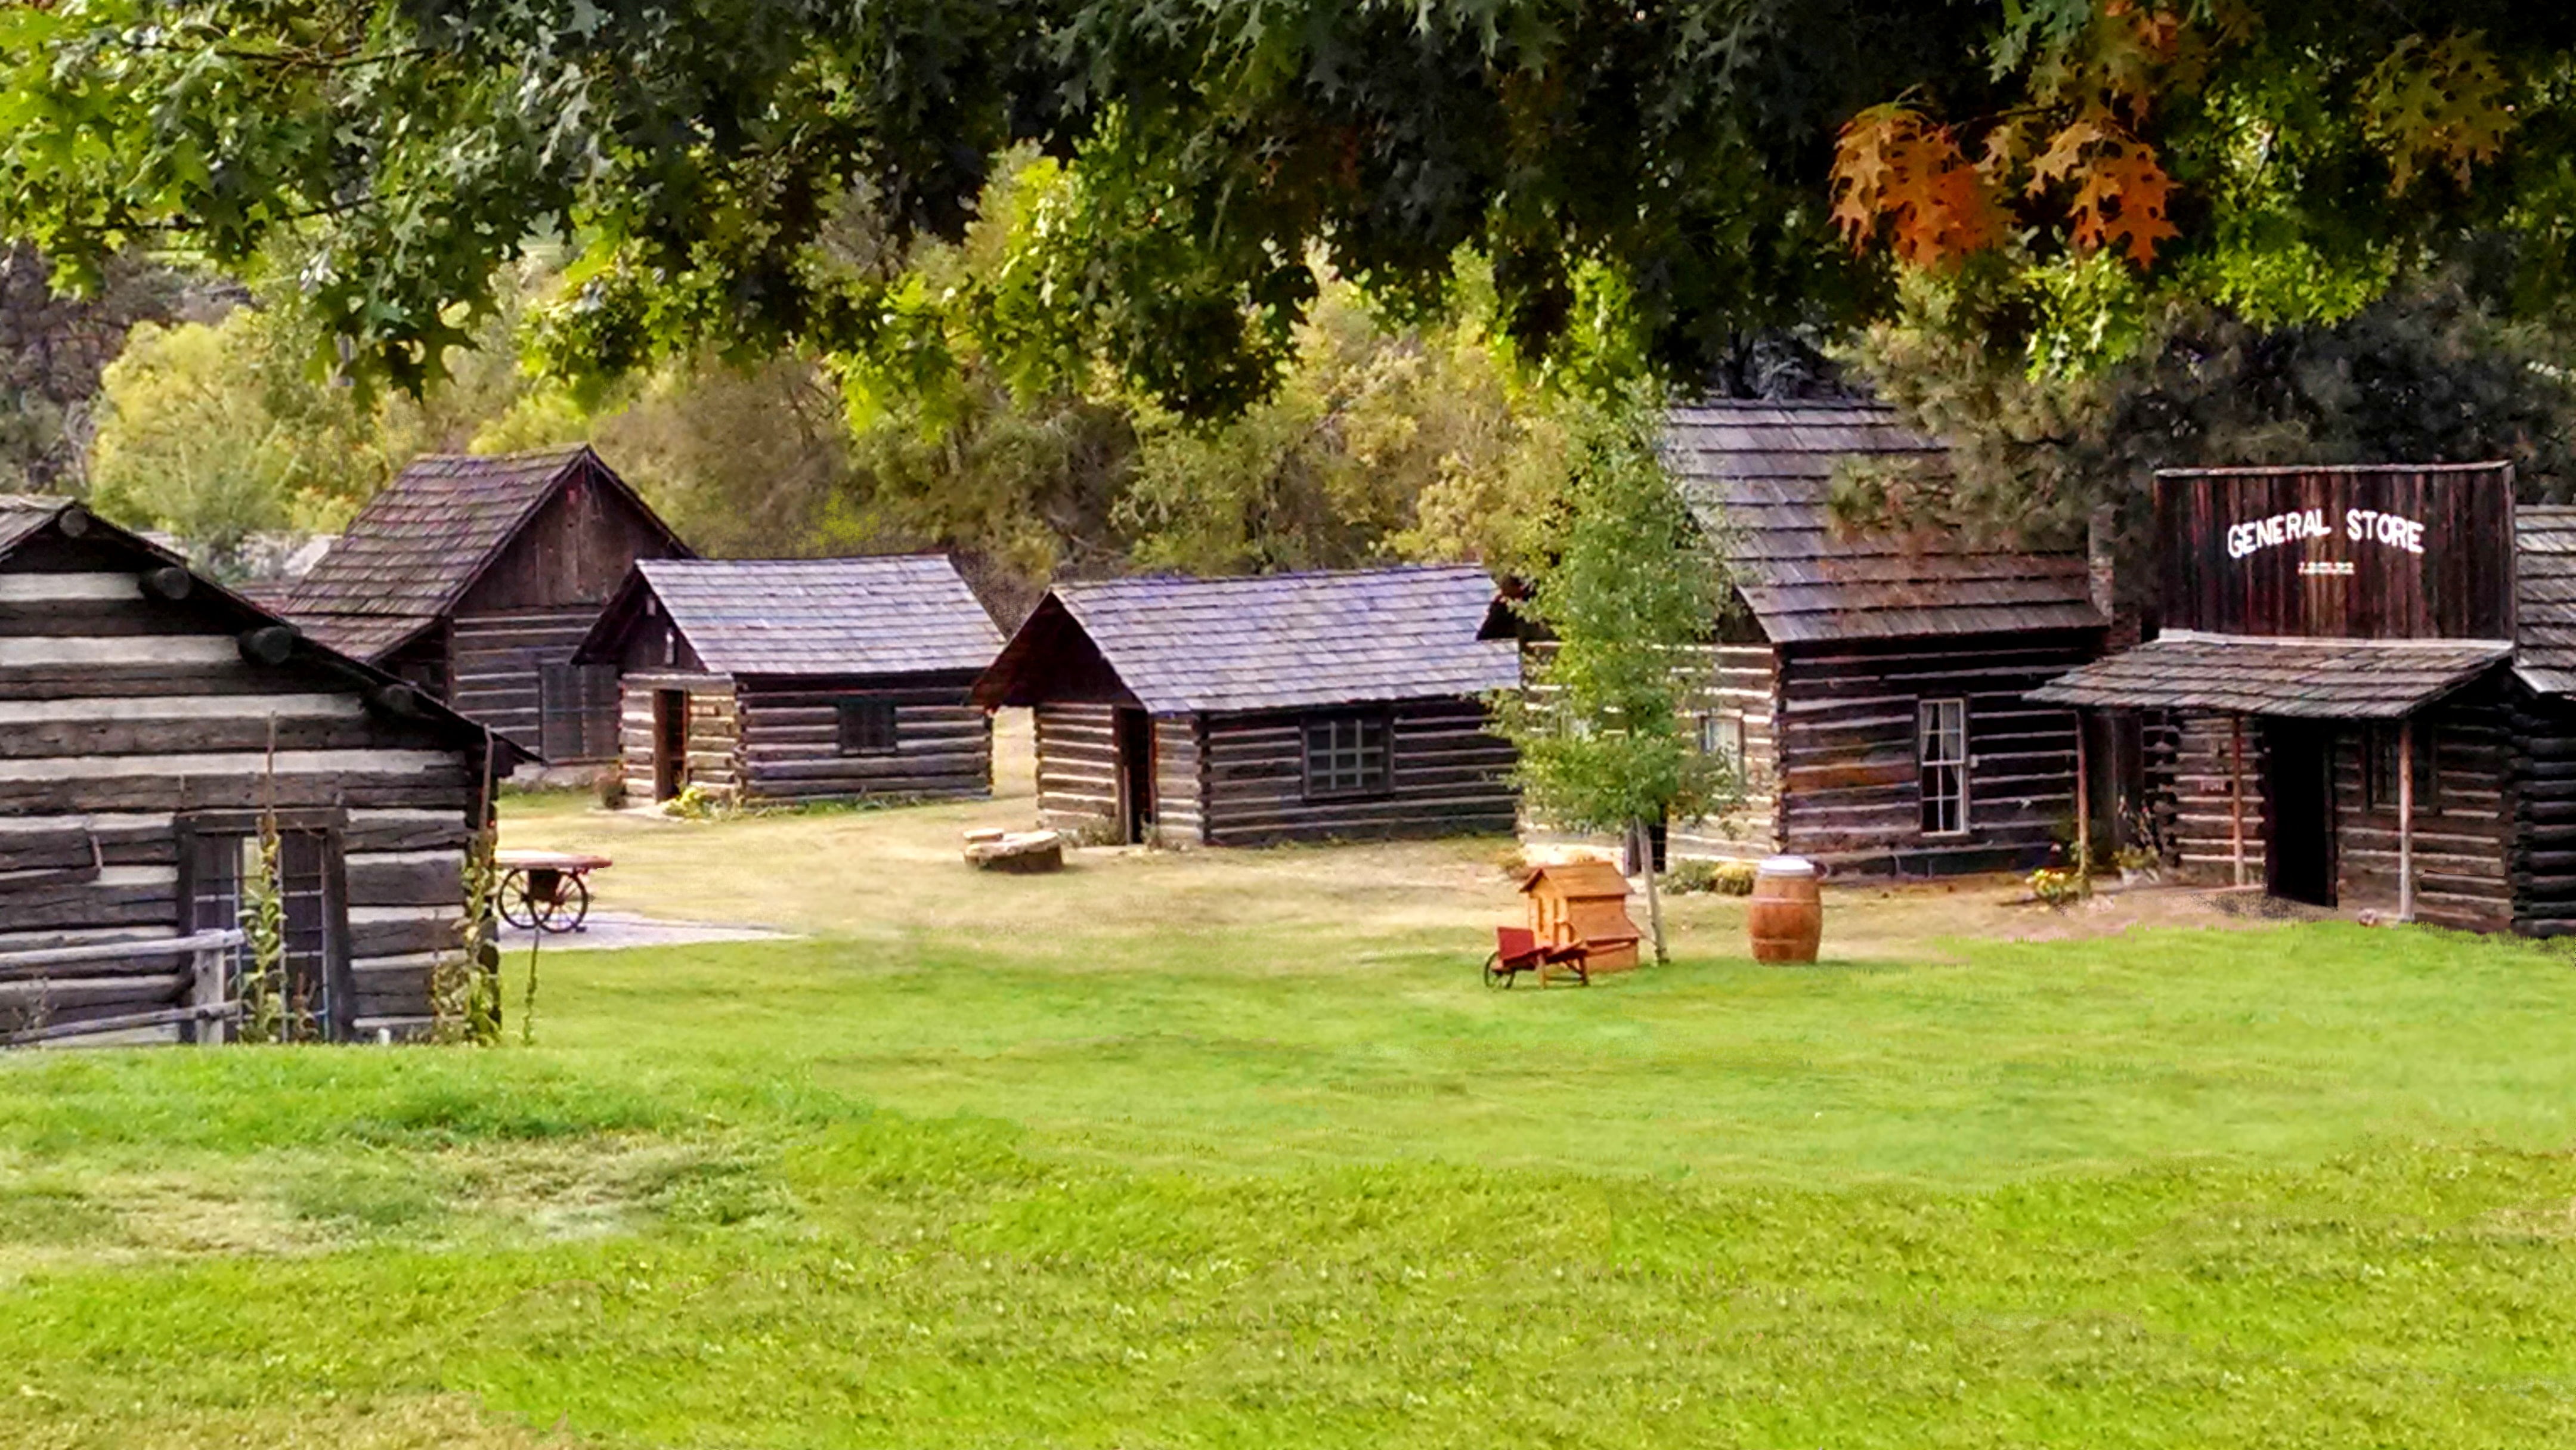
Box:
[5,800,2576,1446]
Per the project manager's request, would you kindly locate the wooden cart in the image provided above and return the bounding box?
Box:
[494,850,612,934]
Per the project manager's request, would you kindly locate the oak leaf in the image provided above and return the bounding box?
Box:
[1830,105,2004,269]
[2361,32,2515,194]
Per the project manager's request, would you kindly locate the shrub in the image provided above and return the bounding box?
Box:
[2027,866,2085,910]
[1662,858,1722,893]
[1714,859,1757,896]
[667,783,724,821]
[593,766,627,810]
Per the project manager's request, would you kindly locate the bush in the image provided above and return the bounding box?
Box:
[666,783,724,821]
[1661,858,1758,895]
[2027,866,2085,910]
[593,766,627,810]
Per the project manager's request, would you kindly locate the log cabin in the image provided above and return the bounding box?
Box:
[1638,401,2110,875]
[2036,462,2576,935]
[574,556,1004,807]
[0,495,519,1045]
[971,565,1521,846]
[277,447,692,766]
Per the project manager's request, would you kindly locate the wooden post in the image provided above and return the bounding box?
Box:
[2398,716,2416,923]
[2229,715,2249,888]
[2074,711,2093,882]
[191,941,228,1045]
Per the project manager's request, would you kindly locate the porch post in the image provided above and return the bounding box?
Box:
[2398,715,2416,923]
[2074,709,2092,879]
[2229,715,2248,888]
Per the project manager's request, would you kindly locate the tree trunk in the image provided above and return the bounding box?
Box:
[1632,818,1668,965]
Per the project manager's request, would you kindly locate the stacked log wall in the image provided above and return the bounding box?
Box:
[2329,696,2512,931]
[1773,631,2097,875]
[1153,714,1205,846]
[449,606,606,760]
[1034,702,1122,839]
[2158,711,2269,885]
[1669,643,1785,862]
[733,673,990,804]
[2510,688,2576,936]
[1200,696,1516,846]
[0,537,485,1043]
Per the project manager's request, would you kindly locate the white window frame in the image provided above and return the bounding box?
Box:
[1917,698,1970,836]
[1698,710,1746,771]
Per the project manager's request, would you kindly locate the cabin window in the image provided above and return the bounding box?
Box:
[1304,712,1392,798]
[538,662,621,761]
[1698,711,1747,772]
[180,820,343,1040]
[1917,698,1969,835]
[2364,723,2439,813]
[837,699,899,755]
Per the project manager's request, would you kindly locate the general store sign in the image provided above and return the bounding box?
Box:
[2158,464,2513,640]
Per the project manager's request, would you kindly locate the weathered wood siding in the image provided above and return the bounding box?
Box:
[617,673,739,803]
[733,673,990,805]
[0,533,488,1043]
[1773,631,2096,875]
[1034,702,1122,838]
[2329,695,2512,930]
[1201,696,1515,846]
[2156,711,2269,885]
[1153,714,1205,846]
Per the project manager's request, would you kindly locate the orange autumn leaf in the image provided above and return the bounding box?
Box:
[2029,116,2179,267]
[1829,104,2005,269]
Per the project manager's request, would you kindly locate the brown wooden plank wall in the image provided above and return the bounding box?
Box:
[451,606,604,758]
[1153,715,1205,846]
[1201,696,1515,846]
[2328,696,2512,930]
[616,673,739,803]
[0,539,483,1042]
[2158,711,2270,884]
[733,673,990,805]
[1773,631,2095,874]
[1035,702,1122,838]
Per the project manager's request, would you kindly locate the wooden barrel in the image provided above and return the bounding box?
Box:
[1747,856,1822,963]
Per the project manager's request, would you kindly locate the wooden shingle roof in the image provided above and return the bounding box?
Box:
[585,556,1004,677]
[2030,631,2510,718]
[279,446,685,659]
[1665,401,2106,643]
[975,564,1519,714]
[0,495,67,554]
[2517,507,2576,694]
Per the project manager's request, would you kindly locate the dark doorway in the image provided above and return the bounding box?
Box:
[652,689,689,802]
[2261,719,2336,906]
[1114,707,1156,845]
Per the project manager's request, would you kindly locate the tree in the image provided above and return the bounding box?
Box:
[1498,385,1735,965]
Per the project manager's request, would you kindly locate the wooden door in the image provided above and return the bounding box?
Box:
[652,689,689,801]
[1115,708,1156,845]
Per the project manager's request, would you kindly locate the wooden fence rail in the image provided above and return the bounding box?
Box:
[0,930,245,1048]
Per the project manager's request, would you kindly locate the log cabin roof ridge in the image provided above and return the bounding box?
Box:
[1665,399,2106,643]
[977,563,1519,714]
[584,555,1005,677]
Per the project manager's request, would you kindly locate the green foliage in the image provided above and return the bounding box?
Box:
[1499,384,1735,839]
[234,827,287,1046]
[2027,866,2086,910]
[1843,269,2576,571]
[1662,857,1757,896]
[432,826,505,1047]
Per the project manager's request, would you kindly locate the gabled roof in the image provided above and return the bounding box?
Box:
[974,563,1519,714]
[278,446,687,658]
[580,556,1003,677]
[1666,400,2106,643]
[0,497,525,761]
[2517,507,2576,694]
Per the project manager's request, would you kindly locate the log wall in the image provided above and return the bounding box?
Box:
[1200,696,1515,846]
[0,534,488,1044]
[1033,701,1123,840]
[451,606,608,761]
[1773,631,2097,875]
[732,673,990,805]
[2329,695,2512,931]
[1153,714,1205,847]
[2511,687,2576,936]
[1670,643,1785,861]
[2157,710,2269,885]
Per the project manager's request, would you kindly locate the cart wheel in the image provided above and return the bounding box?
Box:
[497,870,540,929]
[1481,952,1512,990]
[547,875,592,934]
